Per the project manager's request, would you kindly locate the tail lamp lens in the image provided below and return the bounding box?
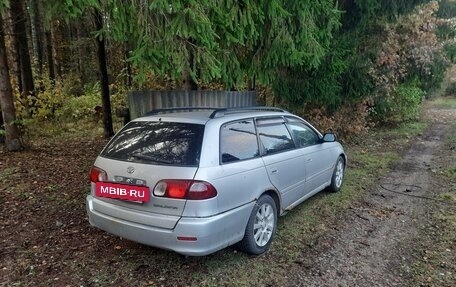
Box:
[187,182,217,200]
[153,180,217,200]
[90,166,107,183]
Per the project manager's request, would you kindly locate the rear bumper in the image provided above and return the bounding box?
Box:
[86,195,253,256]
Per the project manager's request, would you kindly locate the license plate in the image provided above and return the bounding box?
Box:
[95,182,150,202]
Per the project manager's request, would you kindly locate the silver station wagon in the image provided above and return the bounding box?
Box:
[86,107,346,256]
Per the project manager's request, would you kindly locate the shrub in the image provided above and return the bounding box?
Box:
[56,83,101,120]
[295,99,372,141]
[444,42,456,63]
[55,80,128,123]
[445,82,456,97]
[437,0,456,19]
[13,76,66,120]
[371,80,424,124]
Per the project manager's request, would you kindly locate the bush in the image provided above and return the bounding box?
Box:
[444,42,456,63]
[13,76,66,120]
[56,81,128,124]
[445,82,456,97]
[437,0,456,19]
[371,80,424,124]
[13,73,93,121]
[415,52,450,93]
[293,99,372,141]
[56,83,101,120]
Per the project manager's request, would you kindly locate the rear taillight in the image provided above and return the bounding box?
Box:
[153,180,217,200]
[90,166,107,183]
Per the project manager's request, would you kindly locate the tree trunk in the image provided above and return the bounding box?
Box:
[29,0,44,76]
[182,42,198,91]
[3,10,23,96]
[0,111,4,144]
[248,75,256,91]
[45,30,55,81]
[124,42,132,87]
[11,0,35,115]
[182,67,198,91]
[50,19,62,78]
[94,9,114,138]
[76,24,84,77]
[0,17,23,151]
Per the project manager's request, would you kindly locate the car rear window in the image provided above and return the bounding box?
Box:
[101,121,204,166]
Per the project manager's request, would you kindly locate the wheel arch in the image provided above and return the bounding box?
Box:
[339,152,347,169]
[261,189,281,217]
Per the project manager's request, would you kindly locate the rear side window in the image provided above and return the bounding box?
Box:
[101,121,204,166]
[220,120,259,163]
[257,118,295,155]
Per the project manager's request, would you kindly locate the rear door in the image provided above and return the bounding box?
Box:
[193,119,269,216]
[257,117,306,209]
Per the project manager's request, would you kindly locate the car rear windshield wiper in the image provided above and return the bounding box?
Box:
[130,152,172,164]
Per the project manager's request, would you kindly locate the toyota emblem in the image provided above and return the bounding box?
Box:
[127,166,135,174]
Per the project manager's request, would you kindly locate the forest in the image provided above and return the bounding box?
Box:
[0,0,455,151]
[1,1,456,286]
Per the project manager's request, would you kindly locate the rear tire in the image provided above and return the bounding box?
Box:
[237,194,277,255]
[327,156,345,192]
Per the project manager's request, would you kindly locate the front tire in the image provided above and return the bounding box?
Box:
[328,156,345,192]
[237,194,277,255]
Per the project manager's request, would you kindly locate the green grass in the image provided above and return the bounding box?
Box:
[172,130,407,286]
[19,116,124,145]
[427,96,456,109]
[442,126,456,178]
[1,101,436,286]
[0,167,19,180]
[28,120,104,139]
[61,118,427,286]
[408,200,456,287]
[393,121,428,137]
[73,138,401,287]
[448,133,456,145]
[406,119,456,287]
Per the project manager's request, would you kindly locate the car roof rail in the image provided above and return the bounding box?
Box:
[145,107,218,116]
[209,106,288,118]
[144,106,288,118]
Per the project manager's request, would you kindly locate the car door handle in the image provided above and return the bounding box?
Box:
[306,158,312,162]
[271,170,278,174]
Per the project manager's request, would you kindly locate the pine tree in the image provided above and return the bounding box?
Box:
[0,15,23,151]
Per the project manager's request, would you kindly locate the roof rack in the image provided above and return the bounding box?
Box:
[209,106,288,118]
[144,106,288,118]
[145,107,218,116]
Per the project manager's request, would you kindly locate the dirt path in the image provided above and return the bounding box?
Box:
[286,105,456,286]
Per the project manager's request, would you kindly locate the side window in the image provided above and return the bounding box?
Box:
[287,122,320,148]
[256,118,295,155]
[220,120,259,164]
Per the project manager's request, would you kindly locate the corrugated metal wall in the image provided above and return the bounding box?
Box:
[128,91,257,119]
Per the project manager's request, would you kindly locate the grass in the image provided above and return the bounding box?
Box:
[19,116,124,146]
[426,96,456,109]
[174,119,424,286]
[47,129,408,287]
[0,166,19,180]
[406,122,456,287]
[0,100,435,286]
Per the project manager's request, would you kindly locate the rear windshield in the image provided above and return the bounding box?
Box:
[101,121,204,166]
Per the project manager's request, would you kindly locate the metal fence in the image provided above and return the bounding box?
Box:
[128,90,257,119]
